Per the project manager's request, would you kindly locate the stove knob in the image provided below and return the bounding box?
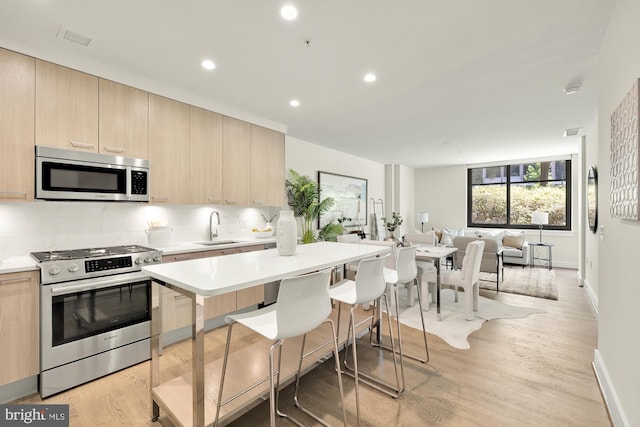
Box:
[153,255,162,262]
[144,257,152,263]
[68,263,80,273]
[134,258,143,265]
[49,266,61,276]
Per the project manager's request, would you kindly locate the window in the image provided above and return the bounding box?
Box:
[467,160,571,230]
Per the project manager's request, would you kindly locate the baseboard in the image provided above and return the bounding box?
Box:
[582,278,599,314]
[593,349,630,426]
[0,376,37,404]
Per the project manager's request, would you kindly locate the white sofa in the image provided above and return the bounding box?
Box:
[432,227,529,267]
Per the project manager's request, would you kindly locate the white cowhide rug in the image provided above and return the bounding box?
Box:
[384,287,546,350]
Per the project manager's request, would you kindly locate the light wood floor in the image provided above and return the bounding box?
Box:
[16,267,611,426]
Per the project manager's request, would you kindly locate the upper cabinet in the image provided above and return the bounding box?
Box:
[189,106,223,204]
[222,116,251,206]
[98,79,149,159]
[0,48,35,201]
[149,94,190,204]
[250,125,285,206]
[35,59,99,151]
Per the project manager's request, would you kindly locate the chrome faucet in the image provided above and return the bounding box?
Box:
[210,210,220,240]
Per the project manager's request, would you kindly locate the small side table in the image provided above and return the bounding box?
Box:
[529,242,555,270]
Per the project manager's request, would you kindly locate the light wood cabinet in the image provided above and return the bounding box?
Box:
[0,48,35,201]
[189,106,223,204]
[160,245,267,331]
[222,116,251,206]
[160,252,200,332]
[98,79,149,158]
[35,59,99,151]
[0,270,39,386]
[149,94,190,204]
[250,125,285,206]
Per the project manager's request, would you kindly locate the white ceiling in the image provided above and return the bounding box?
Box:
[0,0,616,168]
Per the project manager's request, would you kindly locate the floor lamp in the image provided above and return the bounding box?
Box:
[417,212,429,233]
[531,210,549,243]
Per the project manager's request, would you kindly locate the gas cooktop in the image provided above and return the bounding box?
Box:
[31,244,156,263]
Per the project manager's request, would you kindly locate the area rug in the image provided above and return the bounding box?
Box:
[479,267,558,300]
[384,287,545,350]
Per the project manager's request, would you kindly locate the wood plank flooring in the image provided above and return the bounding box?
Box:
[15,267,611,426]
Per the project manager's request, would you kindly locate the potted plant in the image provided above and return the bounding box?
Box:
[285,169,334,244]
[381,211,403,242]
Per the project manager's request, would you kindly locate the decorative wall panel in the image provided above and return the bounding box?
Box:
[610,78,640,220]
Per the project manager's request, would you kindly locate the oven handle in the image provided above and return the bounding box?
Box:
[49,273,150,296]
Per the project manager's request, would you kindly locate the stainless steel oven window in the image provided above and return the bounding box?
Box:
[50,280,150,347]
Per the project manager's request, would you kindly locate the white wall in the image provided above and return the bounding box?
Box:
[285,136,386,237]
[414,162,579,269]
[582,124,600,308]
[594,0,640,424]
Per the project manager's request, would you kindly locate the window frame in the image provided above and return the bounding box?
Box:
[466,160,572,231]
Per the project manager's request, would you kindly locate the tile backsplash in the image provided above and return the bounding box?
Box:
[0,202,282,258]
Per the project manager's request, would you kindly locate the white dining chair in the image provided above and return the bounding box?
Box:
[329,254,402,426]
[214,269,347,427]
[424,240,485,320]
[380,245,430,364]
[403,233,438,309]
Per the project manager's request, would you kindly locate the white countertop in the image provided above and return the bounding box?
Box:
[143,241,390,297]
[0,256,38,274]
[156,237,276,255]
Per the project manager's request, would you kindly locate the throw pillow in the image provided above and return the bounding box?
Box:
[503,232,524,249]
[432,227,442,243]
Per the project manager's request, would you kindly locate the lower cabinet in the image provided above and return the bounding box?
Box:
[0,270,39,386]
[161,245,266,332]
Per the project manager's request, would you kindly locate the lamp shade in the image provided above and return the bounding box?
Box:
[417,212,429,223]
[531,211,549,225]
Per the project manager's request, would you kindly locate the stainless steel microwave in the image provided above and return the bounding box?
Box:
[35,146,150,202]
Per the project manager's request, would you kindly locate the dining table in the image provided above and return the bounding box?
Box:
[142,241,391,427]
[415,245,458,321]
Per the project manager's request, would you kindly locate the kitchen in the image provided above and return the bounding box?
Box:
[0,0,622,425]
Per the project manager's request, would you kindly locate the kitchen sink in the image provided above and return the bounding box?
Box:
[194,240,239,246]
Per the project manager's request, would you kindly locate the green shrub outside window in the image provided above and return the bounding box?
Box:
[467,160,571,230]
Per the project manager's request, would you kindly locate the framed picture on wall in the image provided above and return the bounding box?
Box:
[318,171,368,229]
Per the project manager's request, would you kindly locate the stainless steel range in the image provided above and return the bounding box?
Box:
[31,245,161,398]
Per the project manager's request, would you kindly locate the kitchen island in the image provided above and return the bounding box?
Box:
[142,241,390,427]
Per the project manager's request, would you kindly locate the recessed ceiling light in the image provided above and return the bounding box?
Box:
[564,127,582,137]
[201,59,216,70]
[289,99,300,107]
[564,84,581,94]
[364,73,377,83]
[280,5,298,20]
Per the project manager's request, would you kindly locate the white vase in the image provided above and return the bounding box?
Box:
[276,210,297,256]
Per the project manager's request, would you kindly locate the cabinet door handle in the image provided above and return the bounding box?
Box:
[0,191,27,199]
[103,146,125,153]
[0,277,30,285]
[70,141,96,150]
[152,196,169,203]
[225,200,237,204]
[252,200,264,205]
[207,198,221,204]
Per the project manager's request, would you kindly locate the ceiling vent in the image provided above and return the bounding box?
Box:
[57,26,92,47]
[564,127,582,137]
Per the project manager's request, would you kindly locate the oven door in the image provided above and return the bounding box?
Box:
[41,272,151,371]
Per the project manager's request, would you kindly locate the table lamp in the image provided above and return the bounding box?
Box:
[417,212,429,233]
[531,210,549,243]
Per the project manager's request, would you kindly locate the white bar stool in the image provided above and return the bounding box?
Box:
[329,254,402,426]
[379,245,430,364]
[214,269,347,427]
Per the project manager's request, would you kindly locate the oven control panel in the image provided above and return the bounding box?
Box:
[39,251,162,284]
[86,256,133,273]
